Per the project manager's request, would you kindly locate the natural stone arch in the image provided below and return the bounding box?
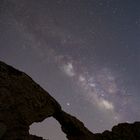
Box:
[0,60,93,140]
[0,60,140,140]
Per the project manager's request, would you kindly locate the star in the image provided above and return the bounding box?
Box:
[66,102,70,106]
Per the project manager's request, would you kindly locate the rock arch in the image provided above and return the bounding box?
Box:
[0,60,140,140]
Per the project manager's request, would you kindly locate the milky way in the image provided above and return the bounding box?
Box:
[0,0,140,140]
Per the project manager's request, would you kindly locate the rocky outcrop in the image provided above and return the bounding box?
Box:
[54,110,140,140]
[0,60,140,140]
[95,122,140,140]
[0,61,61,139]
[53,110,95,140]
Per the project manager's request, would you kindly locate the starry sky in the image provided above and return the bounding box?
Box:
[0,0,140,140]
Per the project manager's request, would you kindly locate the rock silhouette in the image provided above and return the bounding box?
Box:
[0,60,140,140]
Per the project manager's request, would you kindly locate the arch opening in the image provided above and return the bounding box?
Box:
[29,117,67,140]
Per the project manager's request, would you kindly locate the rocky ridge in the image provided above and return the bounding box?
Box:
[0,60,140,140]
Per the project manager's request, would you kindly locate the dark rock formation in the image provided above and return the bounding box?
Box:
[0,61,61,140]
[95,122,140,140]
[0,60,140,140]
[53,110,95,140]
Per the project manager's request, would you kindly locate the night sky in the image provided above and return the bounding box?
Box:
[0,0,140,139]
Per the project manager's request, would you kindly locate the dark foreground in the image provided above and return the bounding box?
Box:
[0,61,140,140]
